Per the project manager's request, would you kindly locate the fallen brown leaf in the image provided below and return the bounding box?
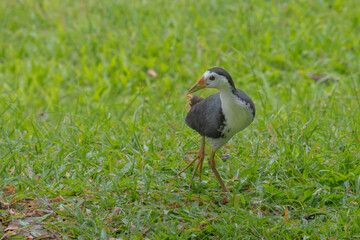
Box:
[3,185,16,195]
[229,174,238,182]
[51,196,65,202]
[146,68,157,77]
[4,217,55,239]
[0,201,10,209]
[246,187,254,192]
[221,197,230,204]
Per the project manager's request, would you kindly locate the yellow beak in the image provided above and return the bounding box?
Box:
[187,77,206,94]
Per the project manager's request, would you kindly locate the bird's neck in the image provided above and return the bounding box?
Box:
[218,87,239,116]
[218,87,236,102]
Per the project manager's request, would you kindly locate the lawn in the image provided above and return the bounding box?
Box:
[0,0,360,239]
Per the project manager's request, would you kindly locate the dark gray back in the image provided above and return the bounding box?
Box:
[185,92,225,138]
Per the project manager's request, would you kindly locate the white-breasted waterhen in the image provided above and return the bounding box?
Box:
[178,67,255,192]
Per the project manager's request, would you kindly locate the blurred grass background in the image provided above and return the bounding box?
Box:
[1,0,360,239]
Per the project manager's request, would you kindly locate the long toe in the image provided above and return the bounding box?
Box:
[177,155,199,176]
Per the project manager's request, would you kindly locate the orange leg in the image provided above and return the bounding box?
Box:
[198,154,204,181]
[190,136,205,182]
[177,136,205,185]
[208,150,228,192]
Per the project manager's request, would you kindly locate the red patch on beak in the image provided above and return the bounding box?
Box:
[197,77,205,86]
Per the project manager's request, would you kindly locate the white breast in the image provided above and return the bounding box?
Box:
[208,92,253,151]
[221,93,253,135]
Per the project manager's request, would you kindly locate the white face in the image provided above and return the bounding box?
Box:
[202,71,231,90]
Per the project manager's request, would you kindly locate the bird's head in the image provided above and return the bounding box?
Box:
[187,67,235,94]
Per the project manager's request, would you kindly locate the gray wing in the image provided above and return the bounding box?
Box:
[233,89,256,118]
[185,92,225,138]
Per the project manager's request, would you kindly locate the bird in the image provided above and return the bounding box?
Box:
[177,67,255,192]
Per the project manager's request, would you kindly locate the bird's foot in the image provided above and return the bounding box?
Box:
[181,151,202,163]
[177,151,205,181]
[177,154,200,176]
[177,136,206,187]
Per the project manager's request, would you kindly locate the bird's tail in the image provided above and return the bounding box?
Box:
[186,93,204,108]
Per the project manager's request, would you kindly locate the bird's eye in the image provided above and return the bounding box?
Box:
[209,76,215,80]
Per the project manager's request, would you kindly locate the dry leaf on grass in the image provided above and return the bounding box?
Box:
[3,185,16,195]
[4,217,55,239]
[221,197,230,204]
[284,207,289,222]
[51,196,65,203]
[146,68,157,77]
[228,174,238,182]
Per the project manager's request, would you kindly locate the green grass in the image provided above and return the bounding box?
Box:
[1,0,360,239]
